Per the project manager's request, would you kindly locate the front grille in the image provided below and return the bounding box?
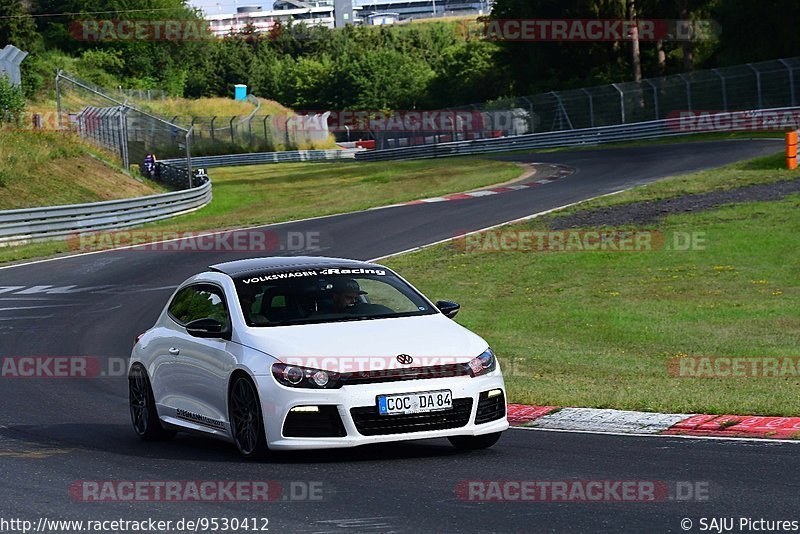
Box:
[340,364,472,386]
[350,398,473,436]
[475,390,506,424]
[283,406,347,438]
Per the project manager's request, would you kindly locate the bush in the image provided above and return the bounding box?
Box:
[0,75,25,116]
[75,49,124,88]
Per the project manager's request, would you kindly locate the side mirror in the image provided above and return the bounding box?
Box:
[185,317,229,339]
[436,300,461,319]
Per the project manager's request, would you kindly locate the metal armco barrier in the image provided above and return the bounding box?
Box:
[0,181,212,245]
[161,148,361,169]
[355,107,800,162]
[155,162,210,189]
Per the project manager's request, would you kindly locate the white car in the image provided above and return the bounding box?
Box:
[129,256,508,458]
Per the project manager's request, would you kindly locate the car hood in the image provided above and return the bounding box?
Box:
[236,314,488,372]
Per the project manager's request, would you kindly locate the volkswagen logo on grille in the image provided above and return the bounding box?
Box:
[396,354,414,365]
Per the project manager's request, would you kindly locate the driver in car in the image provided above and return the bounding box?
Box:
[332,278,367,313]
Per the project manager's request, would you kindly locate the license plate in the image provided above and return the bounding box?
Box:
[377,390,453,416]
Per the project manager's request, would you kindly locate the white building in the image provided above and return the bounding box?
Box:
[203,0,492,36]
[205,1,336,36]
[355,0,492,22]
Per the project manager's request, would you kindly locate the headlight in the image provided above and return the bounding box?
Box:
[272,363,342,389]
[467,348,497,377]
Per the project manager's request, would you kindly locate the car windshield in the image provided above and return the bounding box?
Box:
[233,267,436,327]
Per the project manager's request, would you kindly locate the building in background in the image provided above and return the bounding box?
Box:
[365,12,399,25]
[203,0,491,36]
[205,1,336,36]
[356,0,492,22]
[334,0,354,27]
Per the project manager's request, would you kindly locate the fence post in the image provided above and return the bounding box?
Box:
[580,89,594,128]
[679,74,692,112]
[612,83,625,123]
[712,68,728,111]
[119,107,130,169]
[186,126,193,188]
[520,96,535,133]
[230,116,236,145]
[55,70,63,129]
[645,79,659,120]
[210,116,216,143]
[746,63,763,109]
[550,91,574,130]
[263,115,270,146]
[778,59,796,106]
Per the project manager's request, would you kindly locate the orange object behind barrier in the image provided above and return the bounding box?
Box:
[355,140,376,150]
[787,131,798,170]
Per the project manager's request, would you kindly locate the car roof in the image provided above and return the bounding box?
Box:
[209,256,386,277]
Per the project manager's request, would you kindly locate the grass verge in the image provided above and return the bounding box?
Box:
[382,154,800,416]
[0,130,165,210]
[0,156,524,264]
[554,152,797,215]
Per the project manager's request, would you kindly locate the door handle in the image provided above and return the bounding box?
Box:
[168,347,180,356]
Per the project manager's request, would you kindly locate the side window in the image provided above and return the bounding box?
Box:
[168,284,230,328]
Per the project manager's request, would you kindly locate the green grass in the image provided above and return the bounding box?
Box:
[0,156,524,264]
[551,152,796,217]
[142,157,524,232]
[382,155,800,416]
[0,130,165,210]
[141,97,260,118]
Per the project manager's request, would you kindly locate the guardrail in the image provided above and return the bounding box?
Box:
[0,181,212,245]
[0,148,358,246]
[355,107,800,161]
[161,148,361,169]
[154,161,210,189]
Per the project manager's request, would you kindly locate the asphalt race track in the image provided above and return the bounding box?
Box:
[0,140,796,533]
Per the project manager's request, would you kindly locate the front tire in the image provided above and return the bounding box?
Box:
[228,375,269,460]
[448,432,502,450]
[129,364,175,441]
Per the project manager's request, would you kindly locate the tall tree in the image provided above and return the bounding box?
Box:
[628,0,642,81]
[0,0,40,51]
[677,0,693,72]
[712,0,800,65]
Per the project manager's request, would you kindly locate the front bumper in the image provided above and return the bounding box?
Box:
[254,370,508,450]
